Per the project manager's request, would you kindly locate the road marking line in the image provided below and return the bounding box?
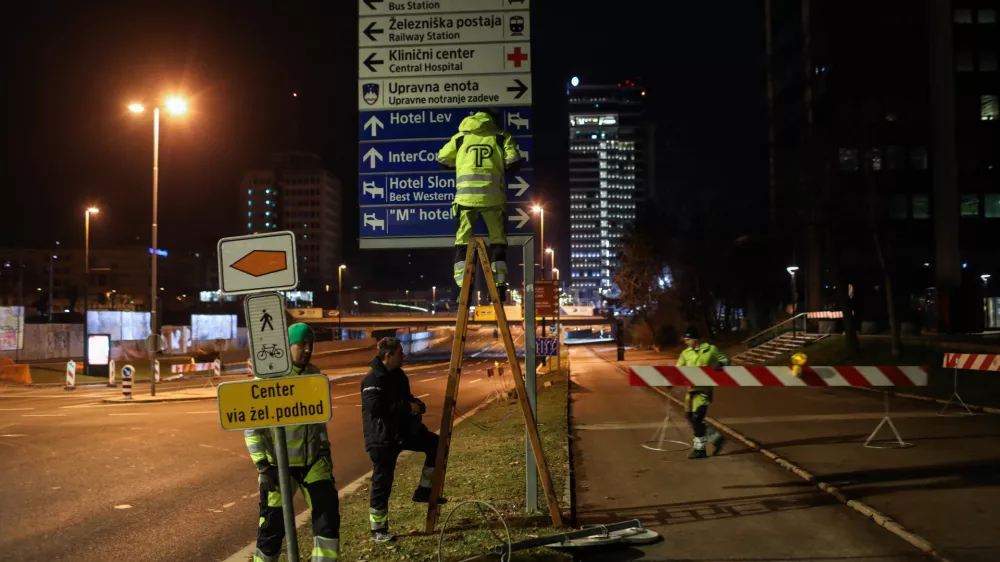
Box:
[187,411,218,414]
[336,381,355,386]
[333,392,361,399]
[416,376,443,383]
[115,504,132,509]
[0,408,34,411]
[416,393,430,399]
[0,434,26,437]
[109,413,149,416]
[22,414,66,417]
[223,502,236,509]
[467,378,482,384]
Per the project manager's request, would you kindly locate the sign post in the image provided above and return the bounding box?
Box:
[218,231,303,562]
[358,0,534,250]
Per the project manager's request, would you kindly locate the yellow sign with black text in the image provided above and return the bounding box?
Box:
[217,374,332,431]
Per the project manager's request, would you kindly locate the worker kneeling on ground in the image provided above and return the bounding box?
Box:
[245,323,340,561]
[437,108,522,302]
[678,326,728,459]
[361,337,448,544]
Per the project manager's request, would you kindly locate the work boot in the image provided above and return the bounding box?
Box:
[711,432,726,456]
[412,487,448,504]
[687,448,707,460]
[371,531,395,544]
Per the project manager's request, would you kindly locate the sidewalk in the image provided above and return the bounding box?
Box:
[582,345,1000,561]
[570,345,930,561]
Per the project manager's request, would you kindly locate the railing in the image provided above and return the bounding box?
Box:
[742,313,809,351]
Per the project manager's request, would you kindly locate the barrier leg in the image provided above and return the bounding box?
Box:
[938,368,975,417]
[863,391,912,449]
[108,359,116,387]
[642,400,690,452]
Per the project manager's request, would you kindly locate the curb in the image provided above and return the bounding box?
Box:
[221,392,501,562]
[593,350,955,562]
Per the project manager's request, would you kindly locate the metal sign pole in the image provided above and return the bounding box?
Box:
[271,426,300,562]
[523,236,538,512]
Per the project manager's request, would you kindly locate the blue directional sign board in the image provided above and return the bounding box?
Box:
[536,337,558,357]
[358,0,534,249]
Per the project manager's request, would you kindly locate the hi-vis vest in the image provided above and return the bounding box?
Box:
[437,112,521,208]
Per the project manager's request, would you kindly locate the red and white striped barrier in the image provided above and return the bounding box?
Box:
[943,353,1000,372]
[629,365,928,387]
[109,359,116,386]
[212,359,221,378]
[807,311,843,319]
[171,362,216,374]
[154,360,160,383]
[121,365,134,400]
[64,360,76,390]
[247,359,253,378]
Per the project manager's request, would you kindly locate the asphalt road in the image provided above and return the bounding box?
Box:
[0,329,522,562]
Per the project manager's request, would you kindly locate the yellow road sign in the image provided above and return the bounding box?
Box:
[217,373,332,431]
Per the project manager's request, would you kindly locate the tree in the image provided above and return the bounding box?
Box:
[614,211,666,312]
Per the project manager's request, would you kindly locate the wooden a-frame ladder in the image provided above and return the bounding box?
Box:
[425,237,563,531]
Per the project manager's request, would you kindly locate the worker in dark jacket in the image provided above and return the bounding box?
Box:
[361,337,447,544]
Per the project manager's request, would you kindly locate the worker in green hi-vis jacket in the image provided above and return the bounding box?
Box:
[677,326,728,459]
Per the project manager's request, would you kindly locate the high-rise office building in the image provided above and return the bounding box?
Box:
[767,0,1000,331]
[567,79,648,306]
[239,152,343,294]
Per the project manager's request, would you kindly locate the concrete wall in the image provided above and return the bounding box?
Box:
[0,324,84,361]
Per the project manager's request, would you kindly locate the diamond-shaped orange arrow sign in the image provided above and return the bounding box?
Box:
[231,250,288,277]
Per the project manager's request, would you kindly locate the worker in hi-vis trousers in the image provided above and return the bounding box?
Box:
[678,326,728,459]
[361,337,447,544]
[245,324,340,561]
[437,109,522,301]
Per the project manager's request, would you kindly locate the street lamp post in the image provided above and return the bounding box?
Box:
[130,97,186,397]
[338,265,346,340]
[545,248,555,276]
[83,208,99,375]
[432,286,437,313]
[49,241,59,322]
[787,266,799,335]
[532,205,545,280]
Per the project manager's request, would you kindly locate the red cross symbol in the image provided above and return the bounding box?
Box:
[507,47,529,68]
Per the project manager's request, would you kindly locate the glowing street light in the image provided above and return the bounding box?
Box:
[83,206,100,375]
[787,266,799,313]
[165,96,187,115]
[127,94,188,396]
[338,265,347,339]
[532,205,545,279]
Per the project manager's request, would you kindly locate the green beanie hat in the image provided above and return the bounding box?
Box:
[288,323,314,345]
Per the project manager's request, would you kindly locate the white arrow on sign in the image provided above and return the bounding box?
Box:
[508,175,529,197]
[509,208,531,229]
[364,115,385,137]
[363,147,384,169]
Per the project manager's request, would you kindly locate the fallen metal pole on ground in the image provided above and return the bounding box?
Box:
[487,518,644,555]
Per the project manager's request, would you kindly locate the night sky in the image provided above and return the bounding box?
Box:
[4,0,764,292]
